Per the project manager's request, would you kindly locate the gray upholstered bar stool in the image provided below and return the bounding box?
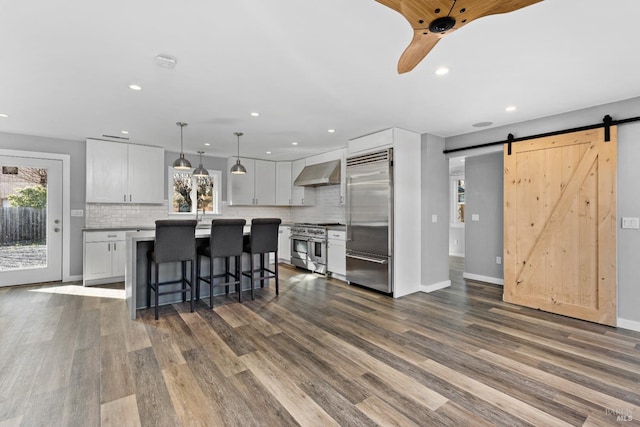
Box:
[242,218,281,300]
[147,220,197,320]
[196,218,246,308]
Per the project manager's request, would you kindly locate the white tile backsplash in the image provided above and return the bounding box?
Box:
[85,185,345,228]
[290,186,345,224]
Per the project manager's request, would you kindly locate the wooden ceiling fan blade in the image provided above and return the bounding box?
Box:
[376,0,544,73]
[397,31,441,74]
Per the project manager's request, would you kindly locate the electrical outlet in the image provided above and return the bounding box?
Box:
[71,209,84,217]
[496,256,502,264]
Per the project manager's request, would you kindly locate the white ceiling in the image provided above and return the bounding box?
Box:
[1,0,639,161]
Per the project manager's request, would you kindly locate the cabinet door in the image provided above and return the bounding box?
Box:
[278,226,291,263]
[327,238,346,276]
[227,158,255,205]
[86,139,128,203]
[254,160,276,205]
[128,144,164,203]
[275,162,292,205]
[84,241,111,280]
[111,240,127,277]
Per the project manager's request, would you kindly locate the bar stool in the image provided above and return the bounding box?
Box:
[147,220,197,320]
[242,218,281,300]
[196,218,246,308]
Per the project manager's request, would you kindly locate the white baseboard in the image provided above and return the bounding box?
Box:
[617,318,640,332]
[420,280,451,293]
[64,275,83,283]
[449,252,464,257]
[463,272,504,286]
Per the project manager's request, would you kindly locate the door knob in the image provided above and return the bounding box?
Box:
[54,228,60,232]
[54,219,60,224]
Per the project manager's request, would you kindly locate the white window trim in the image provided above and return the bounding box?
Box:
[167,167,223,218]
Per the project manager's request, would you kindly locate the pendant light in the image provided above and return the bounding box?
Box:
[173,122,192,170]
[193,151,209,177]
[230,132,247,175]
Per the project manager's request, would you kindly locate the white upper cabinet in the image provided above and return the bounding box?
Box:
[86,139,127,203]
[291,159,315,206]
[227,158,276,205]
[275,161,292,206]
[127,144,164,203]
[227,157,256,205]
[254,159,276,205]
[86,139,164,204]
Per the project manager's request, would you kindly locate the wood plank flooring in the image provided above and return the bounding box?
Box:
[1,258,639,426]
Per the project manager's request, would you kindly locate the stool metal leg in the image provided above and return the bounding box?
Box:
[190,259,195,313]
[154,263,160,320]
[275,250,279,296]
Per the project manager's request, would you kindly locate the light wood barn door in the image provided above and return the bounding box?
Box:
[503,128,617,326]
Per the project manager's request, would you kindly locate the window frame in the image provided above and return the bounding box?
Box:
[451,176,465,227]
[167,167,222,217]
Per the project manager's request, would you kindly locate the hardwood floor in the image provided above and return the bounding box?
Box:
[1,258,639,426]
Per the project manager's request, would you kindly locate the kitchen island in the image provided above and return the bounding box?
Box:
[125,226,256,320]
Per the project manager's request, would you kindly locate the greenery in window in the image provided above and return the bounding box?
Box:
[171,169,220,214]
[456,179,465,223]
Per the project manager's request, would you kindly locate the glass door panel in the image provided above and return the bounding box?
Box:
[0,156,62,286]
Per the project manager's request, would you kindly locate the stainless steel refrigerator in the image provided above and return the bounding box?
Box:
[345,148,393,293]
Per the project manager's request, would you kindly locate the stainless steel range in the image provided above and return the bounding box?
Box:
[290,223,341,274]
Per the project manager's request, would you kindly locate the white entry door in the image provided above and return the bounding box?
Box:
[0,155,63,286]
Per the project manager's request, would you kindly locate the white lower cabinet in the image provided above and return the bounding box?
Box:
[278,226,291,263]
[83,231,127,285]
[327,230,346,277]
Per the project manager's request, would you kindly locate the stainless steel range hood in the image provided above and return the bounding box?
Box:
[293,159,341,186]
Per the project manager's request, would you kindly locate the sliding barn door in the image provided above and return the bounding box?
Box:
[503,128,617,326]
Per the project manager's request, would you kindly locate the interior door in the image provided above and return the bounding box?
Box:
[0,155,63,286]
[503,128,617,326]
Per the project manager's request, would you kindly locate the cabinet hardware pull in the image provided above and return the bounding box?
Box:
[129,194,132,202]
[108,243,111,252]
[123,194,126,202]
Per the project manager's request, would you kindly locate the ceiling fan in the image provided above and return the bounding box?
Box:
[376,0,543,73]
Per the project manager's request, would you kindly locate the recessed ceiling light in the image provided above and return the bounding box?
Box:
[120,130,129,135]
[204,142,211,146]
[505,105,517,112]
[0,113,8,118]
[129,84,142,91]
[250,112,260,117]
[266,151,272,154]
[472,121,493,128]
[292,142,298,146]
[328,129,335,133]
[435,67,450,76]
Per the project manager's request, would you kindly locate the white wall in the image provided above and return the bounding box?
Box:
[445,96,640,327]
[463,153,504,284]
[420,134,451,292]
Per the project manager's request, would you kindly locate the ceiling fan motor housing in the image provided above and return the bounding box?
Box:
[429,16,456,33]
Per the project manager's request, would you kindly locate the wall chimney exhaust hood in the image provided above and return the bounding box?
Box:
[294,159,341,187]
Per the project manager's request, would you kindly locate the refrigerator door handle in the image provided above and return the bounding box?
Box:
[346,253,388,264]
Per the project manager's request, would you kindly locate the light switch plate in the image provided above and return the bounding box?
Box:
[472,214,480,221]
[621,217,640,229]
[431,214,438,223]
[71,209,84,217]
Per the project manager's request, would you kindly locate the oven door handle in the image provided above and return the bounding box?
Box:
[310,238,326,243]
